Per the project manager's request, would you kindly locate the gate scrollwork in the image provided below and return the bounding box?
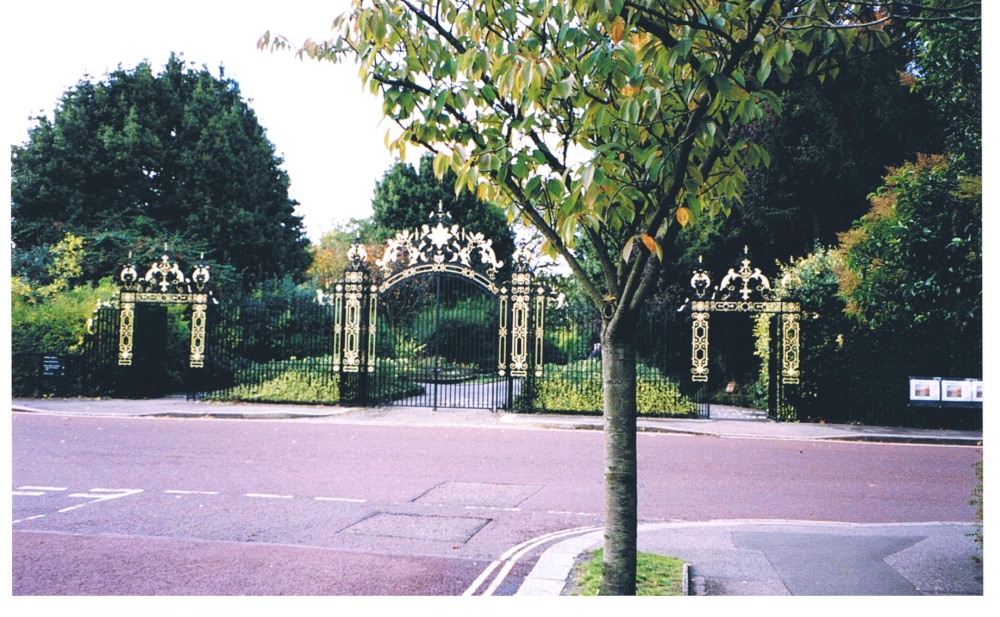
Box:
[688,248,801,385]
[116,248,212,368]
[325,204,563,389]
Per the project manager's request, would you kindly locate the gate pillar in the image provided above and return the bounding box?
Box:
[331,236,376,404]
[499,246,552,379]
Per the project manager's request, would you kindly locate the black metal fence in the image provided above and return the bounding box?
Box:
[18,293,705,418]
[196,285,707,418]
[512,299,709,418]
[16,293,979,430]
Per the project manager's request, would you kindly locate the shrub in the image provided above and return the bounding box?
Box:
[11,274,118,396]
[219,371,340,404]
[518,360,699,416]
[205,356,425,405]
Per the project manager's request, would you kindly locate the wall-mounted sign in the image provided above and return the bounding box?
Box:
[909,376,982,408]
[942,380,973,403]
[909,377,940,402]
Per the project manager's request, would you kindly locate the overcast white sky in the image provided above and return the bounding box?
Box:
[4,0,415,243]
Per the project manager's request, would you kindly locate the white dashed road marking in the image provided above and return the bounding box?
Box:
[315,496,367,503]
[245,493,293,499]
[13,486,67,496]
[59,488,143,513]
[164,490,220,495]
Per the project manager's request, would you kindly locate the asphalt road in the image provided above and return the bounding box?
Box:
[11,412,981,595]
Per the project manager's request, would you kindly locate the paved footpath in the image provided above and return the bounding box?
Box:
[520,521,983,596]
[12,397,985,596]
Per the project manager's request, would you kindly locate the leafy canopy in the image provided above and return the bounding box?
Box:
[263,0,896,318]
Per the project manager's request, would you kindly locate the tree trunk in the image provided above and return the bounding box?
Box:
[598,315,638,595]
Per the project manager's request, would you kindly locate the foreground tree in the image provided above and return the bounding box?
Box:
[262,0,979,594]
[11,53,312,292]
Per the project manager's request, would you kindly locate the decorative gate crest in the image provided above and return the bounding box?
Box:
[689,247,801,384]
[375,202,504,294]
[117,248,211,368]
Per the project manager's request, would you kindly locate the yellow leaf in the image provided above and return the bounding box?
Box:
[676,207,693,228]
[621,235,635,262]
[640,233,663,262]
[610,18,625,45]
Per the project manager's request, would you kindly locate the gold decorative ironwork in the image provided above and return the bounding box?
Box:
[506,271,533,377]
[118,299,135,366]
[329,282,345,372]
[341,270,366,372]
[691,309,710,382]
[323,235,376,374]
[688,250,801,385]
[718,246,771,302]
[328,207,563,394]
[781,310,801,384]
[116,248,212,367]
[375,202,503,294]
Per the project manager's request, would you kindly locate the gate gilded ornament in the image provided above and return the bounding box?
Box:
[324,204,562,384]
[116,248,211,368]
[688,248,801,385]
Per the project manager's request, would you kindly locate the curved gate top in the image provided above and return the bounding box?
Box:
[374,202,505,296]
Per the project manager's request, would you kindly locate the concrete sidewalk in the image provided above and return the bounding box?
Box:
[11,396,983,446]
[519,521,984,596]
[11,397,984,596]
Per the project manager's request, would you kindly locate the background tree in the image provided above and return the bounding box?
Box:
[11,53,312,292]
[263,0,979,594]
[671,44,942,276]
[833,0,981,417]
[837,155,980,364]
[306,218,381,288]
[371,153,516,266]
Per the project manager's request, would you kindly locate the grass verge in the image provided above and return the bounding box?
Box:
[567,549,686,596]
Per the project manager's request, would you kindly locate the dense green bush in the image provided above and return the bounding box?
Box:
[205,356,425,405]
[11,242,118,396]
[217,371,340,404]
[519,361,699,416]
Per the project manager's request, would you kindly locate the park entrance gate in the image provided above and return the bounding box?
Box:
[687,248,801,419]
[324,205,559,410]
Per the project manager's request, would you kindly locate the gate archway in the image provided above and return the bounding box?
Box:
[687,248,801,419]
[326,204,558,410]
[109,248,213,396]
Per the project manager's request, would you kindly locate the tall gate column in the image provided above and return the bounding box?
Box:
[331,237,376,405]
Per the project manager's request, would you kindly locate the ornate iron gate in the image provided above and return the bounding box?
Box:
[112,248,213,396]
[687,248,801,419]
[325,205,557,410]
[117,248,212,368]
